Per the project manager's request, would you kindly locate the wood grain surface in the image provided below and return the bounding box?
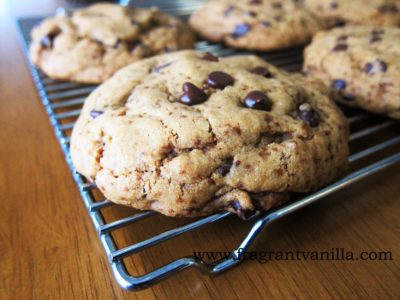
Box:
[0,1,399,299]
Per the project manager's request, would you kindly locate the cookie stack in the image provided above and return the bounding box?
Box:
[29,1,399,218]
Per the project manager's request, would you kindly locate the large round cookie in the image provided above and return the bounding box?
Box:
[302,0,400,27]
[71,50,349,218]
[29,3,195,83]
[303,26,400,119]
[188,0,325,51]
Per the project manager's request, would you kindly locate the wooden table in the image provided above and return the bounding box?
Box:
[1,1,399,299]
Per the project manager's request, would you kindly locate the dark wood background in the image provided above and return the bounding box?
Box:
[1,1,399,299]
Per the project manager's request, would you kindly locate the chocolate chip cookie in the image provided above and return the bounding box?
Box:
[303,26,400,119]
[188,0,325,51]
[29,3,195,83]
[70,50,349,218]
[302,0,400,27]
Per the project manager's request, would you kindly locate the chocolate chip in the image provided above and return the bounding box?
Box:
[332,44,348,51]
[40,29,61,48]
[229,200,255,219]
[364,63,373,74]
[230,200,241,211]
[364,60,388,74]
[298,104,320,127]
[379,61,388,72]
[113,39,122,49]
[90,110,104,119]
[342,94,355,101]
[378,4,398,13]
[333,19,346,27]
[152,62,172,73]
[251,66,272,78]
[369,36,382,43]
[370,30,383,43]
[246,11,257,17]
[207,71,234,89]
[249,0,262,4]
[179,82,208,106]
[224,5,234,17]
[330,1,338,9]
[243,91,272,111]
[231,23,250,38]
[126,40,140,52]
[217,157,234,176]
[331,79,346,90]
[372,29,384,36]
[163,47,175,53]
[260,21,271,27]
[272,2,282,9]
[337,35,348,41]
[201,52,219,62]
[273,16,282,22]
[260,132,292,144]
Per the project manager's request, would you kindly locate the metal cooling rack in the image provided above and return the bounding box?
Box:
[17,2,400,290]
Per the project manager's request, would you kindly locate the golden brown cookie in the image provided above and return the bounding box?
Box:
[29,3,195,83]
[304,26,400,119]
[71,50,349,218]
[302,0,400,27]
[189,0,324,51]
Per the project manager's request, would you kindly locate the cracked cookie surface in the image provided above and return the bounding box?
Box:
[188,0,325,51]
[302,0,400,27]
[304,26,400,119]
[29,3,195,83]
[71,50,349,218]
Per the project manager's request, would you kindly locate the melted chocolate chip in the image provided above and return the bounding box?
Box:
[243,91,272,111]
[331,79,346,90]
[378,4,398,13]
[40,29,61,48]
[90,110,104,119]
[152,62,172,73]
[201,52,219,62]
[249,0,262,4]
[217,157,234,176]
[251,66,272,78]
[332,44,348,51]
[231,23,251,38]
[298,104,320,127]
[207,71,234,89]
[179,83,208,106]
[337,35,348,41]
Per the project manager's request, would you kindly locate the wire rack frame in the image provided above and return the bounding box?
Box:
[16,6,400,290]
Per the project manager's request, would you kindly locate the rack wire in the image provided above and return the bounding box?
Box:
[17,2,400,290]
